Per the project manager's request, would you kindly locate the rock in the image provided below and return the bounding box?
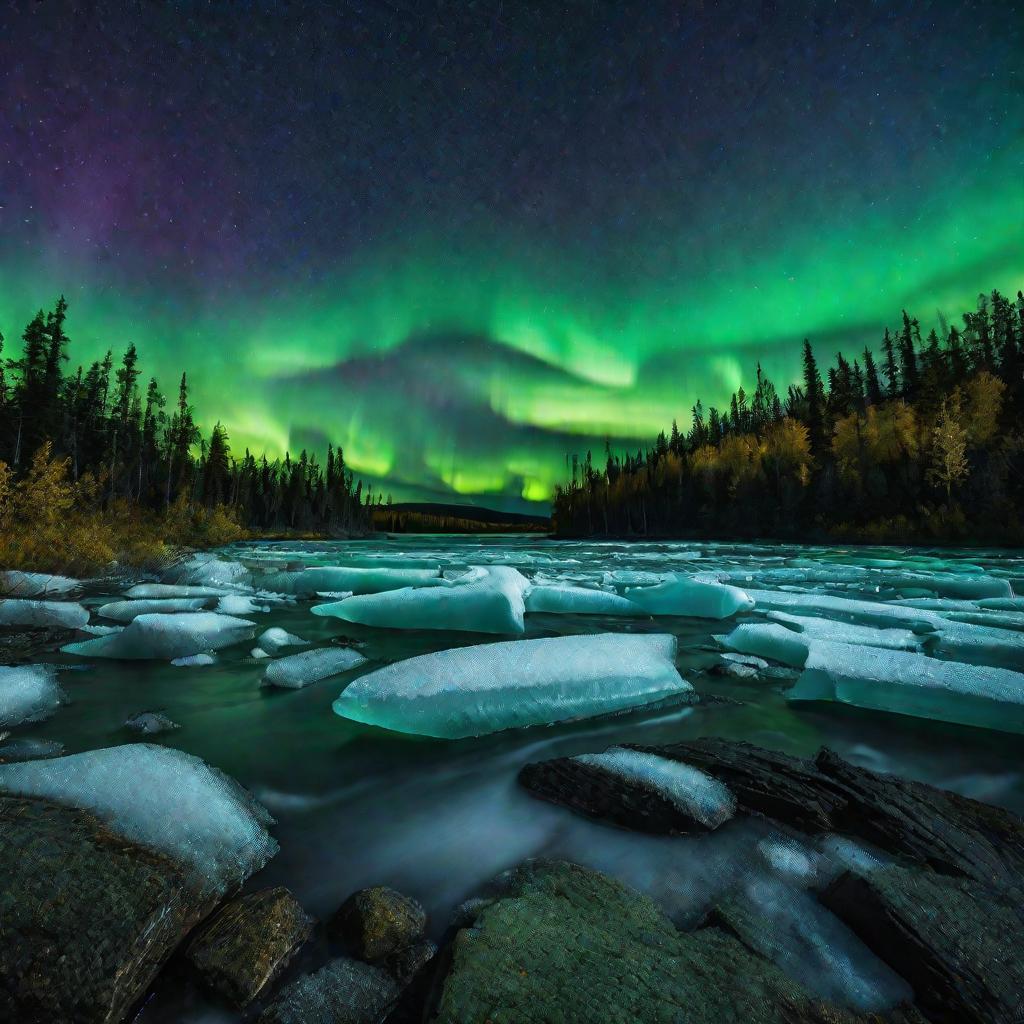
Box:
[0,794,216,1024]
[185,887,314,1006]
[821,866,1024,1024]
[124,710,181,735]
[256,956,400,1024]
[329,886,426,961]
[431,859,917,1024]
[383,937,437,984]
[587,738,1024,887]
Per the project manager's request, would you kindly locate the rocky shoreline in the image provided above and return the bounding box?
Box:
[1,736,1021,1023]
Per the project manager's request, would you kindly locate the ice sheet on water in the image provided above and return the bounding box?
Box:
[0,665,66,728]
[333,632,691,738]
[171,653,217,667]
[625,574,755,619]
[163,552,253,589]
[887,571,1012,600]
[314,566,530,634]
[717,622,814,668]
[215,594,270,615]
[257,566,442,597]
[126,583,235,599]
[257,626,308,653]
[0,598,90,629]
[574,746,735,829]
[262,646,368,689]
[0,744,277,896]
[765,611,922,651]
[61,612,254,660]
[741,589,941,632]
[926,619,1024,671]
[524,583,645,616]
[0,570,81,598]
[98,597,210,621]
[789,639,1024,734]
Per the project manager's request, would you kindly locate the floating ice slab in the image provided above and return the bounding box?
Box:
[717,623,814,668]
[928,620,1024,671]
[742,590,941,633]
[0,665,65,729]
[164,552,253,589]
[788,639,1024,734]
[263,646,368,689]
[765,612,922,652]
[216,594,270,615]
[314,567,529,634]
[125,583,235,599]
[257,626,308,653]
[259,566,442,597]
[172,652,217,667]
[333,632,691,738]
[888,571,1012,600]
[61,612,254,660]
[524,584,645,616]
[625,575,754,619]
[0,598,90,629]
[0,570,81,598]
[0,744,277,896]
[574,747,735,829]
[98,597,210,621]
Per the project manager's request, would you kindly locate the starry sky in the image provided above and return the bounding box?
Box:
[1,1,1022,511]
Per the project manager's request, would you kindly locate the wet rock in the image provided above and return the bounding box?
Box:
[383,937,437,984]
[524,737,1024,887]
[821,866,1024,1024]
[256,955,400,1024]
[185,886,313,1007]
[0,794,215,1024]
[124,710,181,735]
[431,859,918,1024]
[329,886,427,961]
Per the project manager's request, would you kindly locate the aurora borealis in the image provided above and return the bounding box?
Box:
[1,2,1022,512]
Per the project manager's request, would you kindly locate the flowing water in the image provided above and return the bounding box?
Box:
[15,536,1024,1020]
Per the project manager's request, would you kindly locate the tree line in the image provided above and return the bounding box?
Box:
[553,289,1024,544]
[0,297,371,535]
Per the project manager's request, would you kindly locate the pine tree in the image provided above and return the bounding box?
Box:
[881,327,899,397]
[801,339,825,456]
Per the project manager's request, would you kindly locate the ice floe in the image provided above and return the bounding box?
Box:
[333,632,691,738]
[625,575,755,619]
[0,665,65,729]
[0,744,277,896]
[0,570,81,598]
[258,566,442,597]
[61,612,254,660]
[0,598,90,629]
[263,646,368,689]
[524,583,644,616]
[97,597,210,621]
[314,566,530,634]
[257,626,308,653]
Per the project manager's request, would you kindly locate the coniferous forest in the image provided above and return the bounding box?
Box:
[0,298,370,571]
[554,289,1024,544]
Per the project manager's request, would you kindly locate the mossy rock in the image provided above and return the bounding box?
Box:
[329,885,427,961]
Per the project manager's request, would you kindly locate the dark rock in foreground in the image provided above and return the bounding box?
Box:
[0,794,214,1024]
[329,885,427,961]
[124,711,181,735]
[821,865,1024,1024]
[185,886,313,1006]
[429,859,918,1024]
[520,737,1024,887]
[257,955,400,1024]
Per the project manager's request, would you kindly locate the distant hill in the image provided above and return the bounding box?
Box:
[374,502,551,533]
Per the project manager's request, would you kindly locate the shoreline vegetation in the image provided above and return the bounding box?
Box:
[554,289,1024,546]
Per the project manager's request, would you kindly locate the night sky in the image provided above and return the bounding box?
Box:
[1,1,1022,511]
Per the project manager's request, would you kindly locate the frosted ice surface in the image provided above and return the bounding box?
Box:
[164,552,253,589]
[0,665,65,728]
[0,598,89,629]
[126,583,234,599]
[263,646,368,689]
[0,570,81,598]
[258,566,441,597]
[574,746,735,829]
[79,623,124,636]
[61,612,255,660]
[717,623,813,668]
[927,620,1024,671]
[98,597,210,620]
[0,744,277,896]
[742,589,941,632]
[789,639,1024,733]
[172,653,217,667]
[257,626,308,653]
[625,574,754,619]
[215,594,270,615]
[887,571,1012,600]
[524,583,645,616]
[313,567,529,634]
[333,632,691,738]
[765,611,922,651]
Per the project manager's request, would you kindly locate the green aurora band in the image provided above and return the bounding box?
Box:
[1,144,1022,512]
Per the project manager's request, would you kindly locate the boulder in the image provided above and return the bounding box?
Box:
[430,859,920,1024]
[821,866,1024,1024]
[329,886,426,961]
[0,794,215,1024]
[256,956,400,1024]
[185,886,313,1006]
